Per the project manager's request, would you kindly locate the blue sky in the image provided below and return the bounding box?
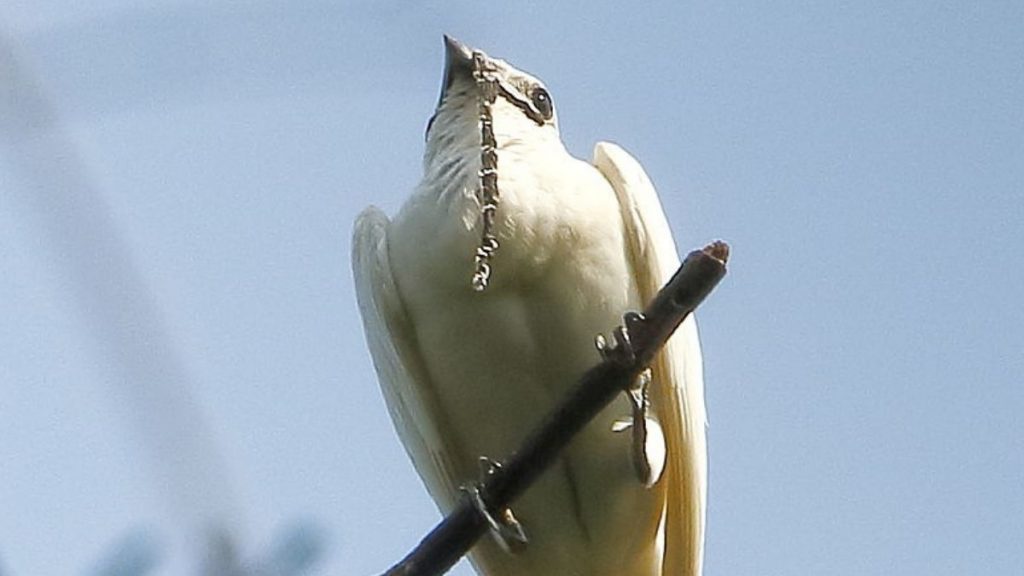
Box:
[1,2,1021,575]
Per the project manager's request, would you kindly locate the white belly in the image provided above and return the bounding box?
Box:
[389,161,664,575]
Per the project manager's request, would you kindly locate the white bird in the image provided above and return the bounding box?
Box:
[353,37,707,576]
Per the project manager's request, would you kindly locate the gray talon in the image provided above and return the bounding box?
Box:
[463,458,529,553]
[596,328,625,360]
[598,313,659,484]
[595,311,648,365]
[626,368,654,485]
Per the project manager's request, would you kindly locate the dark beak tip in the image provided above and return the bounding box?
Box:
[441,34,475,95]
[443,34,473,65]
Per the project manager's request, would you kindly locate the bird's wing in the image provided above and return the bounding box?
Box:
[593,142,708,576]
[352,206,462,512]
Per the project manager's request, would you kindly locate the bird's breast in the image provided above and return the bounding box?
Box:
[387,150,663,575]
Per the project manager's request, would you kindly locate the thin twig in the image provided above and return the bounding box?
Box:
[381,240,730,576]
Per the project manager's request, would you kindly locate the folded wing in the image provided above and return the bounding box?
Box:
[593,142,708,576]
[352,207,462,512]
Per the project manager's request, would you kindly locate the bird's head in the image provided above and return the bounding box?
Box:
[423,36,562,170]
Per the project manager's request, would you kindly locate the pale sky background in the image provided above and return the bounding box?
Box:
[1,2,1021,575]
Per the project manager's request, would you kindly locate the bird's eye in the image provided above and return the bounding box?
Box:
[530,87,553,121]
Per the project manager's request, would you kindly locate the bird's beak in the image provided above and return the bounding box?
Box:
[428,35,478,137]
[441,35,475,97]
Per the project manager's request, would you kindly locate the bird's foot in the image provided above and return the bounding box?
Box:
[594,311,647,366]
[462,457,529,554]
[612,368,661,487]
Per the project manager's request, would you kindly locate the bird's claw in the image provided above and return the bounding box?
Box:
[622,368,656,486]
[595,311,647,366]
[463,457,529,554]
[596,312,659,485]
[627,368,652,413]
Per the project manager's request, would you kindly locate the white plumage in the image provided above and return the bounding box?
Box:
[353,37,706,576]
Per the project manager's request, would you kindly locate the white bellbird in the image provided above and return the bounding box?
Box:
[353,37,707,576]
